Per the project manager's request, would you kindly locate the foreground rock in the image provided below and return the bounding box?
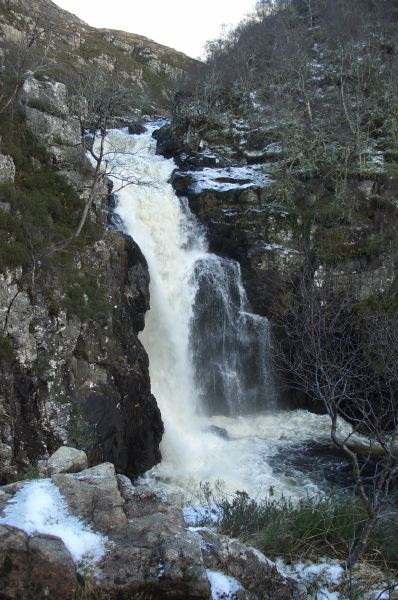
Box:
[195,528,304,599]
[0,461,304,599]
[0,525,77,600]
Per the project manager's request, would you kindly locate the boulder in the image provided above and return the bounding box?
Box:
[47,446,88,475]
[0,154,15,184]
[19,76,70,118]
[24,107,81,148]
[52,463,127,536]
[0,524,77,600]
[52,465,210,598]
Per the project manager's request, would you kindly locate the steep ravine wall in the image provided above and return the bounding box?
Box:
[0,77,163,483]
[157,123,398,321]
[156,124,398,412]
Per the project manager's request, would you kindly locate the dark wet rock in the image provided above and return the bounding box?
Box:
[128,120,146,135]
[171,169,194,194]
[155,123,182,158]
[208,425,229,439]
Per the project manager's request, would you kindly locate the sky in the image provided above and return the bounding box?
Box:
[53,0,256,59]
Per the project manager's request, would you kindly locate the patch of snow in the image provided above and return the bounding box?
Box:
[183,504,220,526]
[0,479,109,566]
[245,150,265,158]
[187,165,271,193]
[251,547,275,566]
[264,142,283,154]
[318,589,340,600]
[277,558,344,599]
[207,570,242,599]
[263,243,300,255]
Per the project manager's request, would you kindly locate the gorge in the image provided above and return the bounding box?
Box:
[1,0,398,598]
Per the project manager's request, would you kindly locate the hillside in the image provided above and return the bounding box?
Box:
[0,0,194,111]
[163,0,398,321]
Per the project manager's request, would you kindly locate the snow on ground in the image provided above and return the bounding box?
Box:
[207,570,242,599]
[277,558,344,599]
[187,164,272,193]
[0,479,109,565]
[183,504,220,526]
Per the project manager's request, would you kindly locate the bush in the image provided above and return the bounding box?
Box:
[197,487,398,568]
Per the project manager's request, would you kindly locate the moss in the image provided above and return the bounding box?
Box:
[0,334,15,362]
[357,291,398,322]
[63,276,110,321]
[384,149,398,163]
[318,238,383,265]
[67,403,97,451]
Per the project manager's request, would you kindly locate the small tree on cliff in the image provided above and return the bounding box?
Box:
[0,9,56,116]
[280,275,398,568]
[60,68,146,246]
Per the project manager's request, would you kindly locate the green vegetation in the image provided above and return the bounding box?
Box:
[0,109,109,320]
[67,403,98,453]
[0,334,15,362]
[198,488,398,569]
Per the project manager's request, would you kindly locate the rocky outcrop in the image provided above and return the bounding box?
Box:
[0,228,163,482]
[0,75,163,483]
[0,154,15,184]
[161,122,398,322]
[0,462,305,599]
[19,75,85,174]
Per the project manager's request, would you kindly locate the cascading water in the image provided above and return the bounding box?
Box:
[105,124,356,500]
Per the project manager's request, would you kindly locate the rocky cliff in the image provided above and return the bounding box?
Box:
[0,73,163,483]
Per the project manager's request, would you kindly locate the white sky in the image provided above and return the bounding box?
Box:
[53,0,256,59]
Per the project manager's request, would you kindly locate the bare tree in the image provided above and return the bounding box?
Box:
[56,68,148,246]
[280,274,398,568]
[0,9,56,115]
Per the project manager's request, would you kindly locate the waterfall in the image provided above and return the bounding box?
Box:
[105,125,338,499]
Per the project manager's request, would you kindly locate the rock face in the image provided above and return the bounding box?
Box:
[0,154,15,184]
[0,228,163,482]
[0,75,163,483]
[0,464,304,599]
[160,126,398,324]
[19,75,84,172]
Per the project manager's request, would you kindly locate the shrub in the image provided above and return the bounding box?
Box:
[197,487,398,569]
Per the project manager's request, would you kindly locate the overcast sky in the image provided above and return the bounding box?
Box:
[53,0,256,59]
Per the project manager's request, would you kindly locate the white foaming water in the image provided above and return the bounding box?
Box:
[106,125,348,500]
